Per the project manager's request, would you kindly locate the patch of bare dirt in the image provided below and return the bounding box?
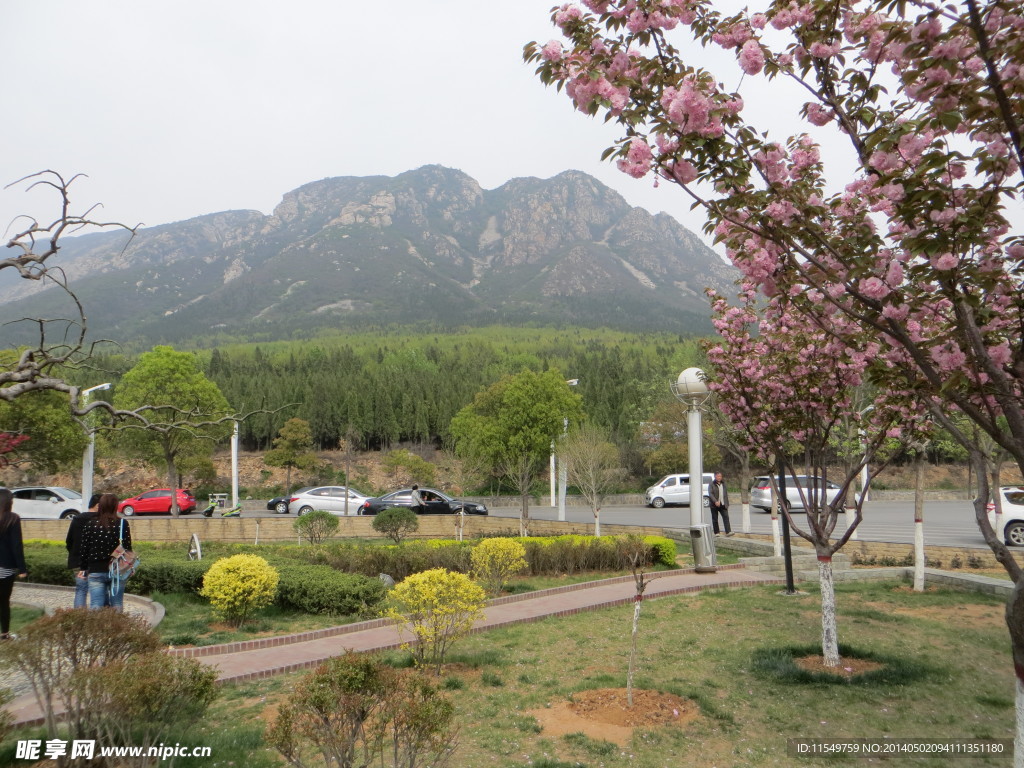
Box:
[794,655,884,677]
[528,688,697,746]
[864,599,1003,624]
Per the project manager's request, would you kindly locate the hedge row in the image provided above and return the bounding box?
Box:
[23,542,385,616]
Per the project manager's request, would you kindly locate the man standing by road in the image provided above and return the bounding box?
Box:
[410,485,424,514]
[708,472,732,536]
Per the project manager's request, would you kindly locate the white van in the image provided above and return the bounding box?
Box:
[645,473,715,508]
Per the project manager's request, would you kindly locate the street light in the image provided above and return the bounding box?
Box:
[80,382,111,508]
[671,368,716,573]
[557,379,580,522]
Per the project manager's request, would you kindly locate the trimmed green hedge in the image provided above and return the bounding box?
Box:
[277,566,386,615]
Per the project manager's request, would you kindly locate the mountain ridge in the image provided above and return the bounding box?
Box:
[0,166,735,344]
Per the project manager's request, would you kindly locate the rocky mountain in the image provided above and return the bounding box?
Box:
[0,166,736,344]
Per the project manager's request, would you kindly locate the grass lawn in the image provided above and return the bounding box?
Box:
[59,578,1013,768]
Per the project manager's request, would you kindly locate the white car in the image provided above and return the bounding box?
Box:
[750,475,843,512]
[645,473,714,508]
[987,486,1024,546]
[286,485,369,516]
[11,486,84,520]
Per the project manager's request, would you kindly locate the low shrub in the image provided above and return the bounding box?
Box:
[200,555,280,626]
[276,565,387,615]
[372,507,420,544]
[293,509,339,544]
[471,538,527,595]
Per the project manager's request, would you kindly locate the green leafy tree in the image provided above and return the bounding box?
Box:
[450,369,583,535]
[381,448,437,488]
[265,417,319,495]
[113,346,232,514]
[372,507,420,544]
[294,509,340,545]
[0,389,88,473]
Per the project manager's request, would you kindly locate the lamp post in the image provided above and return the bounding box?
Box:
[557,379,579,522]
[671,368,716,573]
[80,382,112,507]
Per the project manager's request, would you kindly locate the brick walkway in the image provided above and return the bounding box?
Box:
[6,565,781,726]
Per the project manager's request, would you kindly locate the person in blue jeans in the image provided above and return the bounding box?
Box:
[77,494,132,611]
[65,494,100,608]
[0,488,28,639]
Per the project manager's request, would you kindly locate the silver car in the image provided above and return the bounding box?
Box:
[645,473,714,508]
[750,475,843,512]
[987,486,1024,546]
[286,485,369,516]
[11,486,84,520]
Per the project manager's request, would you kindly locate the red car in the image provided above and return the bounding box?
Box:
[118,488,197,516]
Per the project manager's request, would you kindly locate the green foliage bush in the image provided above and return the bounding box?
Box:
[372,507,420,544]
[293,509,340,544]
[276,566,386,615]
[200,554,280,626]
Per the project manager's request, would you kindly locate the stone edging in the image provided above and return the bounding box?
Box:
[11,583,165,627]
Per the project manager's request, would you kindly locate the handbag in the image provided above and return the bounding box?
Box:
[108,518,139,591]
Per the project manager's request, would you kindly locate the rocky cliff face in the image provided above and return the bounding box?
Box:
[0,166,736,342]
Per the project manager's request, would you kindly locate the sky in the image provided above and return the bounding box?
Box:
[0,0,816,251]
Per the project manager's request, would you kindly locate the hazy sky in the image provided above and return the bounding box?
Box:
[0,0,810,248]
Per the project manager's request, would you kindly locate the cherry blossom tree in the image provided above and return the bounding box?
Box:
[527,0,1023,749]
[706,288,924,665]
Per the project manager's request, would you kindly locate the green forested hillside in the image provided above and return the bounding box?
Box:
[87,326,707,452]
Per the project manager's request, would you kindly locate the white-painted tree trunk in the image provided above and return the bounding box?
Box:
[771,515,782,556]
[594,508,601,537]
[742,502,750,533]
[627,596,642,707]
[914,454,925,591]
[819,557,840,667]
[1015,676,1024,768]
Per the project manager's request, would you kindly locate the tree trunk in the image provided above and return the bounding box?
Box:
[520,493,530,537]
[740,452,751,533]
[914,454,926,592]
[818,555,840,667]
[594,506,601,537]
[627,595,642,707]
[1009,581,1024,768]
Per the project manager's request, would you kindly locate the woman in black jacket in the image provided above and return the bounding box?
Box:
[77,493,132,611]
[0,488,28,638]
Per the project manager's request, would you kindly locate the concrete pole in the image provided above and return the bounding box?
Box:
[549,442,557,507]
[557,417,568,521]
[79,383,111,506]
[688,401,703,528]
[231,421,239,508]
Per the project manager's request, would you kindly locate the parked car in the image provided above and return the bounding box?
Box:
[11,486,84,520]
[644,473,714,509]
[750,475,843,512]
[118,488,197,516]
[987,486,1024,546]
[287,486,369,516]
[359,488,488,516]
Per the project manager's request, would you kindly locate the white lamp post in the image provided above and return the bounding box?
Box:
[671,368,710,528]
[557,379,579,522]
[80,382,112,508]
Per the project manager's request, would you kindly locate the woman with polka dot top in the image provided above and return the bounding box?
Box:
[77,493,132,611]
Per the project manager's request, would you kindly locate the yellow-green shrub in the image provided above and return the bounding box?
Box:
[199,554,279,626]
[384,568,486,672]
[470,538,527,595]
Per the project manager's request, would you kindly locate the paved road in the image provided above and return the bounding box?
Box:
[487,500,996,549]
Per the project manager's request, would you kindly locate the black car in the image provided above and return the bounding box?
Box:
[358,488,488,516]
[267,495,290,515]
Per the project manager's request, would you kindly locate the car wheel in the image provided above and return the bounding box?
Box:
[651,497,666,509]
[60,510,78,520]
[298,505,314,517]
[1006,522,1024,547]
[122,506,135,516]
[702,495,710,508]
[275,501,289,514]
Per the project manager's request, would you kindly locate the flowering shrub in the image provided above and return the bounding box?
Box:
[200,554,279,626]
[470,538,527,595]
[384,568,486,672]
